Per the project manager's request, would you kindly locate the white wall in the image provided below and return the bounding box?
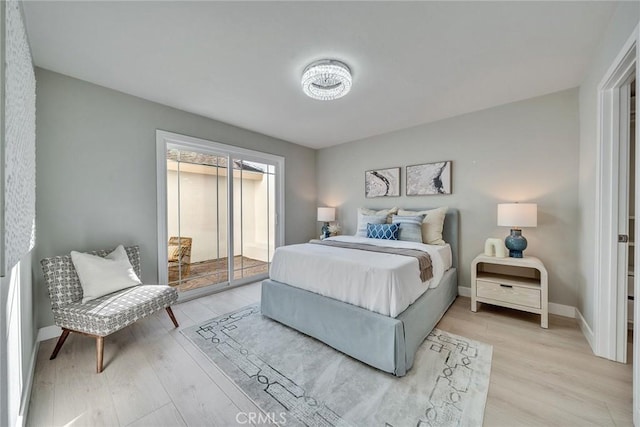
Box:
[0,285,6,427]
[167,169,229,263]
[166,168,275,264]
[577,3,640,329]
[234,169,276,262]
[0,1,37,425]
[251,170,276,261]
[2,252,35,427]
[317,89,580,307]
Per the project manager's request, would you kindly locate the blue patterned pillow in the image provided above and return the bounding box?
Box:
[367,223,400,240]
[392,214,425,243]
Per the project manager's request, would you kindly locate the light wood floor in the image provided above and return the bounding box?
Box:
[27,283,632,426]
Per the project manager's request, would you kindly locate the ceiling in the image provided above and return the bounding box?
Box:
[23,1,617,149]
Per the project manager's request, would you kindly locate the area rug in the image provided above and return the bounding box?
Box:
[182,305,492,427]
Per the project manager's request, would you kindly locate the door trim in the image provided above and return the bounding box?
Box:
[592,22,639,426]
[616,74,633,364]
[155,130,285,296]
[594,25,637,362]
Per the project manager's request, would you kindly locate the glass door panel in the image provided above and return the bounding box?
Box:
[166,149,229,292]
[232,159,276,282]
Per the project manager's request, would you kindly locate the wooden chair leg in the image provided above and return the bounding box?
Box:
[50,329,71,360]
[96,336,104,374]
[166,307,179,328]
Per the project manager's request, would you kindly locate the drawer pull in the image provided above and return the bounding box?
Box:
[499,284,513,289]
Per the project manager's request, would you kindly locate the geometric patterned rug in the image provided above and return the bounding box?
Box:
[182,305,492,427]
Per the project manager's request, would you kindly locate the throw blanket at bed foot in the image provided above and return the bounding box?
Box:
[309,239,433,282]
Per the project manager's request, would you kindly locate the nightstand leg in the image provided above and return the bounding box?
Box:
[541,296,549,328]
[541,313,548,329]
[471,297,477,312]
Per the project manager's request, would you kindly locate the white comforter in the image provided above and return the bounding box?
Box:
[269,236,452,317]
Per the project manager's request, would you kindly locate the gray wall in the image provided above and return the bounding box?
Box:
[35,68,317,328]
[317,89,580,307]
[577,2,640,328]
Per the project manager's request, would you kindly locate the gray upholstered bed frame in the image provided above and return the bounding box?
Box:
[261,208,459,377]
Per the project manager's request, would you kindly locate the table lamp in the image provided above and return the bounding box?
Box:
[497,203,537,258]
[317,207,335,239]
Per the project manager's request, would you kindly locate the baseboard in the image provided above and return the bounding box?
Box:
[17,340,39,427]
[457,286,471,297]
[457,286,576,318]
[22,324,61,426]
[576,308,595,351]
[548,302,576,318]
[36,325,61,342]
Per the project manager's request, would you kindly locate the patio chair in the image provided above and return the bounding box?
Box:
[41,245,179,373]
[168,236,192,283]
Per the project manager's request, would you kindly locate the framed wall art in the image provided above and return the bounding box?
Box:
[406,161,452,196]
[365,167,400,198]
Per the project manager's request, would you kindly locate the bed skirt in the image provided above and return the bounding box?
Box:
[260,268,458,376]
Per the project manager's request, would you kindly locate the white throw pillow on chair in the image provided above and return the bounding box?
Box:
[71,245,142,303]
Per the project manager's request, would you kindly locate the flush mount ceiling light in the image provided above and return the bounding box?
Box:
[301,59,352,101]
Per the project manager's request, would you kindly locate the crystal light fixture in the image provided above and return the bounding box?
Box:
[301,59,352,101]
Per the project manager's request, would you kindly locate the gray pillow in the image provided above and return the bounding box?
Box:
[355,215,387,237]
[392,214,425,243]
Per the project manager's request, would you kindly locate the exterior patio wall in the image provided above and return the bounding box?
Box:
[167,169,275,264]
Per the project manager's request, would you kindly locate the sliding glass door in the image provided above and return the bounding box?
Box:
[157,131,283,297]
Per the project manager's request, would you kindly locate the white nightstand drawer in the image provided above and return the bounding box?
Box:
[476,279,541,309]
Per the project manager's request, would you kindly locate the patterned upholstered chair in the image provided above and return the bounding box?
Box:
[41,245,179,373]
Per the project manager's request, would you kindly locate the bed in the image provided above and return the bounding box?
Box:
[261,208,459,377]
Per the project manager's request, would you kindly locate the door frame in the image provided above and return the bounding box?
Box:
[593,23,638,424]
[594,26,637,361]
[155,130,285,299]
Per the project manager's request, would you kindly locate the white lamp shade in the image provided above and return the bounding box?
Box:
[497,203,537,228]
[317,207,335,222]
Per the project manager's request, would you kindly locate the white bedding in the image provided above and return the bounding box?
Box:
[269,236,452,317]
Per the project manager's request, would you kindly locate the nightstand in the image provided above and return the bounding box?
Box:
[471,254,548,328]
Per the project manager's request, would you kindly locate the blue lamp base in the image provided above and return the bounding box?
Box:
[321,222,330,239]
[505,228,527,258]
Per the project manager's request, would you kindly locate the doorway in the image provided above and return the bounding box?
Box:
[156,131,284,299]
[595,37,637,362]
[593,27,638,424]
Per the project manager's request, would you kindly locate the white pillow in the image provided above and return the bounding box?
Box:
[398,207,448,245]
[355,215,388,237]
[355,207,398,237]
[71,245,142,303]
